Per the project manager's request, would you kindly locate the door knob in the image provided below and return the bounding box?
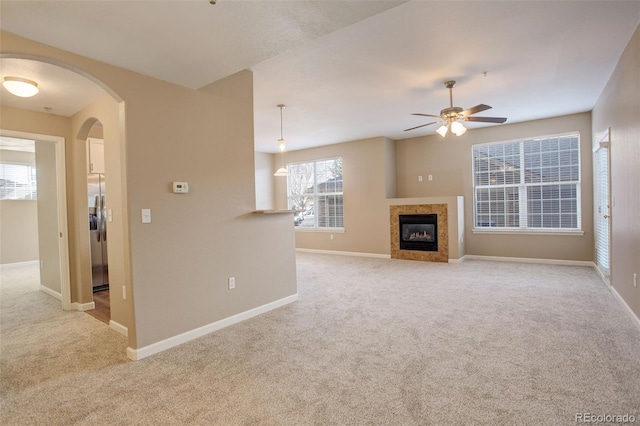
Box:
[603,215,610,219]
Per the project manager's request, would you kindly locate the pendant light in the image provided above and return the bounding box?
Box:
[274,104,289,177]
[3,77,39,98]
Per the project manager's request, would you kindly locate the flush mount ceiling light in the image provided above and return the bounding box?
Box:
[3,77,39,98]
[404,80,507,137]
[274,104,290,177]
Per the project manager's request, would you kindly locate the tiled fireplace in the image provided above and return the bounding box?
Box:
[390,204,449,262]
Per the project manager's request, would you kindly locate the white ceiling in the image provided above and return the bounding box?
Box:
[1,1,639,153]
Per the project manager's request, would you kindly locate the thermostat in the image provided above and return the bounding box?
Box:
[172,182,189,194]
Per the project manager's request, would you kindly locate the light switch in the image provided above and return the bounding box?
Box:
[107,209,113,223]
[141,208,151,224]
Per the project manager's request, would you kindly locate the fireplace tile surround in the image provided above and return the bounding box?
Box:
[387,196,464,263]
[390,204,449,262]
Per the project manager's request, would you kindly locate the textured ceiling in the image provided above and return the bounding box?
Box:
[1,1,639,153]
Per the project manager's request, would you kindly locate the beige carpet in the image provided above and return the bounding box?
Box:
[1,253,639,425]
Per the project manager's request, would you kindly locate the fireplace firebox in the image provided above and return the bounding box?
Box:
[399,214,438,252]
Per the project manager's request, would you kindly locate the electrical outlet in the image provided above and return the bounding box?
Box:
[228,277,235,290]
[634,273,637,288]
[40,260,44,269]
[418,175,423,182]
[428,174,433,181]
[330,234,334,240]
[122,285,127,300]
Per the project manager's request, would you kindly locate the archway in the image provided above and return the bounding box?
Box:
[0,54,130,338]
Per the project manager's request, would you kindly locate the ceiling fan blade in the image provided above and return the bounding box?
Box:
[404,121,441,132]
[411,113,442,118]
[465,116,507,123]
[462,104,492,116]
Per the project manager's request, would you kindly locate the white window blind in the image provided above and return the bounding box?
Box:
[472,133,581,230]
[594,147,609,272]
[0,163,37,200]
[287,157,343,229]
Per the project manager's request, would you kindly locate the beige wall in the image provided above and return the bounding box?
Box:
[276,137,395,255]
[384,138,397,198]
[2,32,297,352]
[0,148,34,163]
[35,141,61,293]
[0,199,38,264]
[592,24,640,319]
[255,151,275,210]
[0,138,45,265]
[0,105,72,140]
[396,112,594,262]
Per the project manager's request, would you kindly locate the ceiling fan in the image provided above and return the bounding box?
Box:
[404,80,507,137]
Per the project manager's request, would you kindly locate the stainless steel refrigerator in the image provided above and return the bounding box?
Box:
[88,174,109,292]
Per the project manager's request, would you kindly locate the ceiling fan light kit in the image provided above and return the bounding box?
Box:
[3,76,39,98]
[436,125,448,137]
[405,80,507,137]
[450,120,466,136]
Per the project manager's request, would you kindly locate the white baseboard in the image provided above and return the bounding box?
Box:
[109,320,128,337]
[448,258,465,264]
[610,285,640,333]
[296,248,390,259]
[127,293,299,361]
[463,254,595,267]
[0,260,39,269]
[39,285,62,300]
[71,301,95,311]
[593,265,611,287]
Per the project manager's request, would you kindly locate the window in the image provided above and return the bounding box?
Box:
[0,163,37,200]
[472,133,581,231]
[287,157,343,229]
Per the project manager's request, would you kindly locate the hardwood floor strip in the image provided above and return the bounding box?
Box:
[86,289,110,324]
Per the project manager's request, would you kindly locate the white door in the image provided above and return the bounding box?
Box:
[593,131,611,281]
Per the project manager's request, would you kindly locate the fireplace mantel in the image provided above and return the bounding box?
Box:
[387,196,464,263]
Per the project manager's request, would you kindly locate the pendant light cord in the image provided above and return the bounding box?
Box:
[280,106,284,140]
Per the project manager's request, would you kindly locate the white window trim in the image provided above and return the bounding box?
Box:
[295,227,346,233]
[287,157,344,231]
[471,132,582,234]
[472,228,584,236]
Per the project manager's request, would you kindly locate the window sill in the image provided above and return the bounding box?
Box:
[295,228,345,233]
[472,228,585,236]
[252,209,300,215]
